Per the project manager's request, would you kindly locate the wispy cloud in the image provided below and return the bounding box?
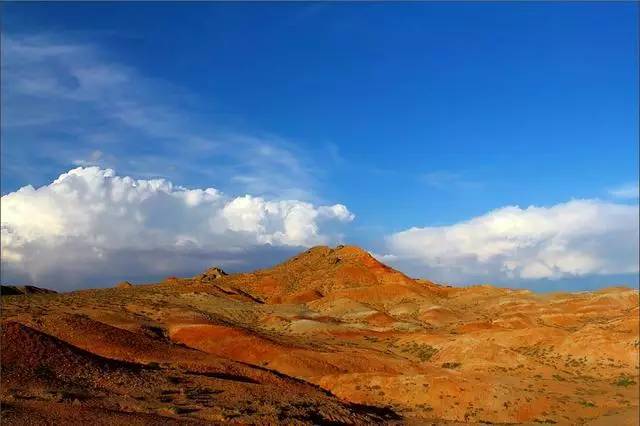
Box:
[420,171,482,190]
[1,33,320,200]
[609,182,639,200]
[1,32,357,288]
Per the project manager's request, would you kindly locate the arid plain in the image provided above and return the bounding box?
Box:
[1,245,638,425]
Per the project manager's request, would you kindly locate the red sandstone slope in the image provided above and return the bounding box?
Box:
[1,321,141,385]
[225,245,437,304]
[0,320,400,425]
[2,245,637,425]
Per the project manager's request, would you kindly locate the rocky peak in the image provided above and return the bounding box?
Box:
[195,266,228,283]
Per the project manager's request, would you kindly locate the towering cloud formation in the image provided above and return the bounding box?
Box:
[385,200,639,281]
[1,167,354,289]
[2,166,637,289]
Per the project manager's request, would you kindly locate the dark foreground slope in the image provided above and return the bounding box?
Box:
[1,317,398,425]
[1,285,56,296]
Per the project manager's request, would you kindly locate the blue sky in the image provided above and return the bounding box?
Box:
[1,2,638,291]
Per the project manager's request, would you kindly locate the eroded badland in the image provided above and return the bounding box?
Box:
[1,245,638,425]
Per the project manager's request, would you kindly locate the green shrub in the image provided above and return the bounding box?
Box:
[441,362,461,369]
[614,375,637,387]
[414,344,438,361]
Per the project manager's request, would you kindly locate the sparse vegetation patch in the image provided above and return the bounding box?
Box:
[441,362,461,369]
[614,375,637,387]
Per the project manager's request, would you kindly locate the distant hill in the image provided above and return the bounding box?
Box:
[221,245,438,304]
[0,285,57,296]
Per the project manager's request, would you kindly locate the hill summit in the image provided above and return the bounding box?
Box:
[223,245,429,304]
[194,266,228,283]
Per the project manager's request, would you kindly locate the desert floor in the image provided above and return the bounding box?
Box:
[2,245,638,425]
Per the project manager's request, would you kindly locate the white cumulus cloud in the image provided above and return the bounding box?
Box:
[385,200,639,282]
[0,167,354,289]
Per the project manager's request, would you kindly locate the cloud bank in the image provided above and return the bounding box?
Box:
[2,168,637,289]
[385,200,639,282]
[1,167,353,289]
